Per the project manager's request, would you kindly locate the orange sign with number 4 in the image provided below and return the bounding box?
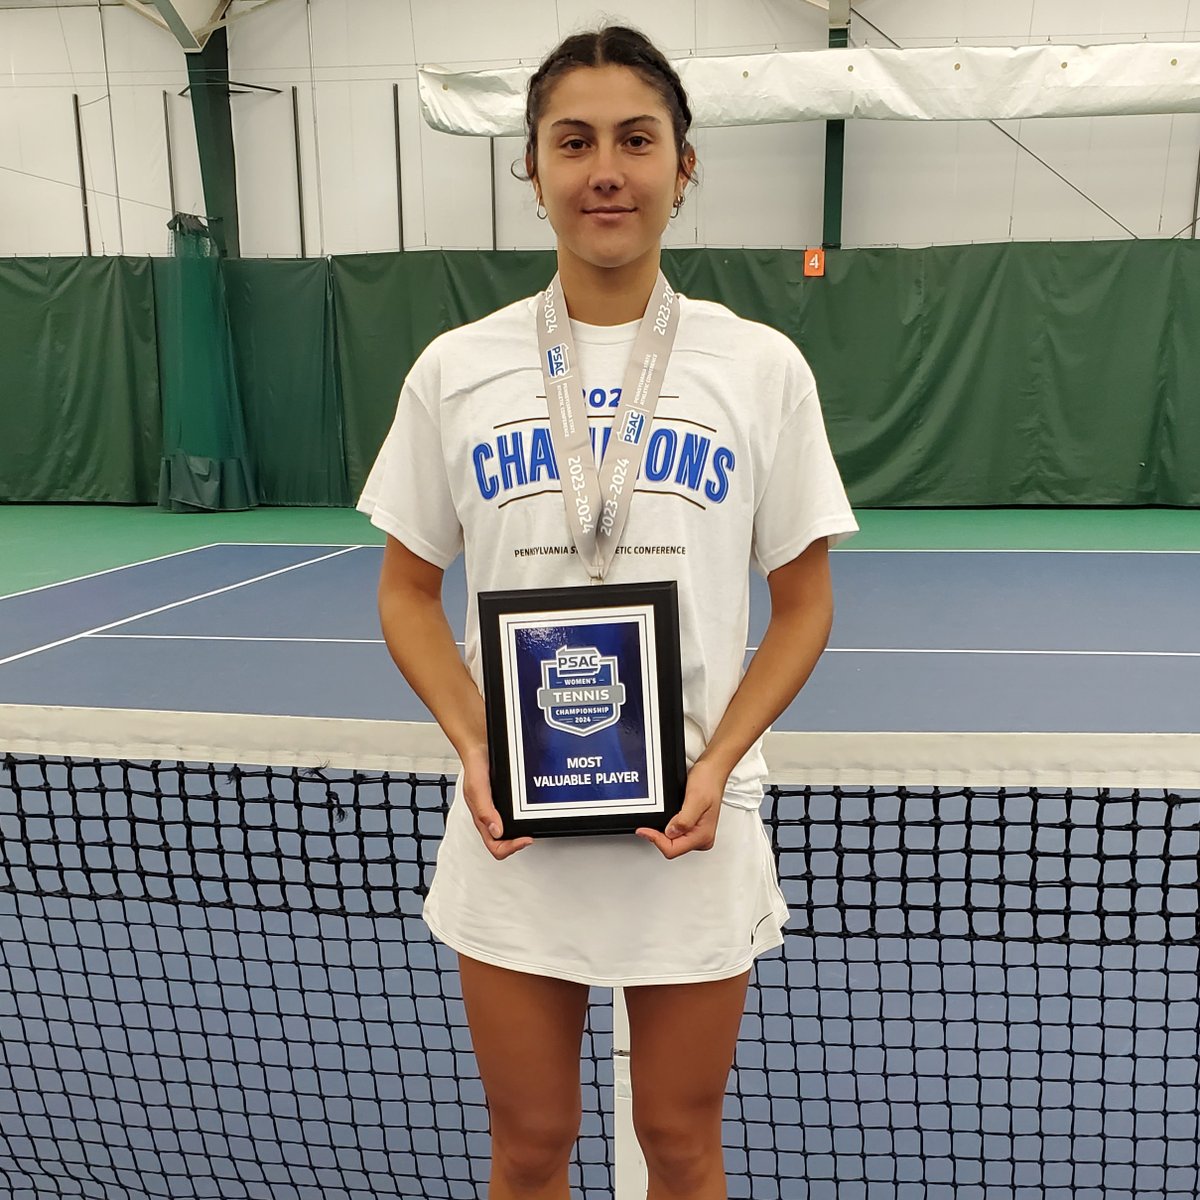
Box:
[804,248,825,277]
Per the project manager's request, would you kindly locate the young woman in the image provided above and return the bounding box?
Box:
[360,26,857,1200]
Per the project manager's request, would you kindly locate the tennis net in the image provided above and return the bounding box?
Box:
[2,706,1198,1200]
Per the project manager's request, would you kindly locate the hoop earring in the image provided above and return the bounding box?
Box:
[536,200,547,220]
[670,195,684,219]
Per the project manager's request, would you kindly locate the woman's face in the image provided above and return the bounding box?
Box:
[530,64,692,276]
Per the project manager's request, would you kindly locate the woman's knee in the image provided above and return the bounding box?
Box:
[491,1104,582,1188]
[632,1100,724,1186]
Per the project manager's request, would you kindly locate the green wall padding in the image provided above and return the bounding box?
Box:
[224,259,348,506]
[333,250,555,496]
[793,241,1200,506]
[0,258,160,503]
[1,242,1197,507]
[332,242,1200,507]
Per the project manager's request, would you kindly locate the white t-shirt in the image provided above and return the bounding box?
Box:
[359,292,858,808]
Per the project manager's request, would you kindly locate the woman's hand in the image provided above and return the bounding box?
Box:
[459,743,534,860]
[635,758,728,860]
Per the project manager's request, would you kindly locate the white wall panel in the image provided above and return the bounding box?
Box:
[855,1,1036,43]
[75,85,123,254]
[108,84,172,255]
[844,120,1014,247]
[691,121,825,247]
[307,0,415,68]
[417,120,492,249]
[0,6,98,256]
[0,89,88,255]
[308,0,413,253]
[314,80,404,255]
[694,0,828,53]
[4,0,1200,256]
[230,86,305,256]
[228,0,314,256]
[410,0,554,66]
[551,1,697,55]
[1161,114,1200,238]
[1006,114,1188,241]
[0,5,194,255]
[101,8,193,254]
[854,0,1193,44]
[227,0,311,75]
[164,90,206,230]
[395,77,428,251]
[1028,0,1192,39]
[0,5,106,76]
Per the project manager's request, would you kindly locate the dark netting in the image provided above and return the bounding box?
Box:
[1,756,1197,1200]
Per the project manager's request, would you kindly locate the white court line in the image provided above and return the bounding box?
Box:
[211,541,370,548]
[89,632,467,648]
[91,634,388,644]
[824,647,1200,657]
[745,645,1200,657]
[0,544,223,602]
[0,547,358,669]
[835,548,1200,554]
[0,542,378,603]
[97,635,1200,658]
[188,543,1200,555]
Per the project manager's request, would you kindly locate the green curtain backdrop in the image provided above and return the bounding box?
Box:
[332,250,555,496]
[2,241,1198,507]
[0,257,160,503]
[154,223,257,512]
[224,259,348,506]
[788,241,1200,506]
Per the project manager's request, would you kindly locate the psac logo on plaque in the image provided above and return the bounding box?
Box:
[537,646,627,736]
[478,583,686,838]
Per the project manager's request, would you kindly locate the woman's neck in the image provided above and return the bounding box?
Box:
[557,247,661,326]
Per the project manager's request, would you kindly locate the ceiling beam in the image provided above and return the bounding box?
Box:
[120,0,232,51]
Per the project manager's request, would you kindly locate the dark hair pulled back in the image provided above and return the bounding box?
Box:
[520,25,695,185]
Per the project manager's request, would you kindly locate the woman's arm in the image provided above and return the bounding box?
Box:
[378,535,533,859]
[636,536,834,858]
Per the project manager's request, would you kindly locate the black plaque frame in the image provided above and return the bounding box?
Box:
[478,581,686,838]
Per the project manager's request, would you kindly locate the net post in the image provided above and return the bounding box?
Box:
[612,985,647,1198]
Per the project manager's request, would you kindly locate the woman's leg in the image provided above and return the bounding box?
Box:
[624,969,751,1200]
[458,953,591,1199]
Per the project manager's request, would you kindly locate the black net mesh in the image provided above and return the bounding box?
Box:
[1,754,1197,1199]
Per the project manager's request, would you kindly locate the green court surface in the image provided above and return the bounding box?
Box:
[1,504,1198,597]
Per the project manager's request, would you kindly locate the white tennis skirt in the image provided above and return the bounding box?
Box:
[423,790,791,987]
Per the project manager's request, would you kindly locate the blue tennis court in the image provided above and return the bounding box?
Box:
[2,541,1197,732]
[2,537,1198,1200]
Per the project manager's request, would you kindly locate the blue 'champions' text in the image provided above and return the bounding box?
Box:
[472,424,735,504]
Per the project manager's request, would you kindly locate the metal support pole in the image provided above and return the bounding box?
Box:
[393,83,405,251]
[292,85,307,258]
[489,136,498,251]
[183,28,243,257]
[821,21,850,250]
[1191,137,1200,239]
[612,987,647,1199]
[72,93,92,255]
[163,90,178,215]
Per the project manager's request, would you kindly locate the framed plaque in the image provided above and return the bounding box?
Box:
[478,581,686,838]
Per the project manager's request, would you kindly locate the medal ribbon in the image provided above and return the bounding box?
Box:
[536,270,680,581]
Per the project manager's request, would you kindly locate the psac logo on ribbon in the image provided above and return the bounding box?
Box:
[536,646,626,736]
[546,343,570,378]
[618,410,645,445]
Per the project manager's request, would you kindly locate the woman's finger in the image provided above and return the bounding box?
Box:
[636,800,720,859]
